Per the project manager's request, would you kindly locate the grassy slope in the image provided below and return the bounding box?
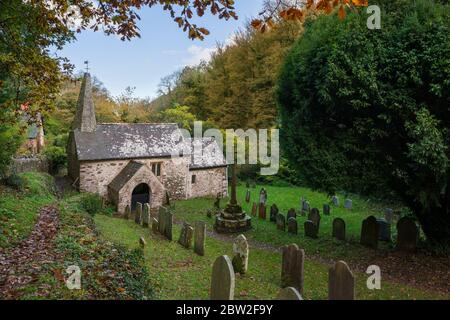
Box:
[94,214,445,300]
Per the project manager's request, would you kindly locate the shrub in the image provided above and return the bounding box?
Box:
[44,146,67,172]
[81,193,103,216]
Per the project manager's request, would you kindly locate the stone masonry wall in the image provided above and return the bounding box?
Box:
[188,167,228,199]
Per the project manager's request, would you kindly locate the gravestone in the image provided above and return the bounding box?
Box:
[194,221,206,256]
[232,235,249,274]
[124,205,131,220]
[323,204,331,216]
[245,189,251,203]
[376,218,391,242]
[287,208,297,220]
[142,203,150,228]
[332,218,346,241]
[328,261,355,300]
[360,216,379,249]
[158,206,167,236]
[304,220,319,239]
[251,202,257,217]
[178,222,194,249]
[276,214,286,232]
[139,236,147,248]
[384,208,394,224]
[396,217,418,252]
[259,188,267,205]
[151,217,159,234]
[308,208,321,227]
[158,206,173,241]
[210,255,235,300]
[344,199,353,210]
[277,287,303,300]
[258,204,267,220]
[301,201,310,216]
[270,204,279,223]
[135,202,143,225]
[281,244,305,295]
[287,218,298,235]
[332,196,339,206]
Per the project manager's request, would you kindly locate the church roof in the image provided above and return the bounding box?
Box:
[187,138,228,170]
[108,161,145,193]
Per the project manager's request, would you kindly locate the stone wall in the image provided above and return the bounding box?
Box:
[8,156,49,175]
[188,167,228,199]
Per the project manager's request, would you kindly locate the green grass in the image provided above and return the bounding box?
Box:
[94,214,446,300]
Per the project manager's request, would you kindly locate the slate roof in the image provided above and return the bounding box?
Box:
[187,138,227,170]
[108,161,145,193]
[73,123,184,161]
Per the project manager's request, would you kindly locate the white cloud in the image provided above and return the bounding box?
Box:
[183,45,216,66]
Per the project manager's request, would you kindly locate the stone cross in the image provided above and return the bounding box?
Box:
[323,204,331,216]
[360,216,379,249]
[331,196,339,206]
[396,217,418,252]
[287,208,297,220]
[178,222,193,249]
[277,287,303,300]
[142,203,150,228]
[258,204,267,220]
[124,205,131,220]
[281,244,305,295]
[270,204,279,223]
[245,189,251,203]
[328,261,355,300]
[287,218,298,235]
[135,202,143,225]
[251,202,257,217]
[344,199,353,210]
[232,234,249,274]
[304,220,319,239]
[332,218,346,241]
[210,255,235,300]
[276,213,286,232]
[194,221,206,256]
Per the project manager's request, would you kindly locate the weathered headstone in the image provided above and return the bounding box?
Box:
[151,217,159,234]
[245,189,251,203]
[194,221,206,256]
[258,204,267,220]
[376,218,391,242]
[139,236,147,248]
[251,202,257,217]
[344,199,353,210]
[301,200,310,216]
[158,206,173,241]
[396,217,418,252]
[178,222,194,249]
[328,261,355,300]
[384,208,394,224]
[277,287,303,300]
[210,255,235,300]
[232,234,249,274]
[332,218,346,241]
[124,205,131,220]
[287,208,297,220]
[135,202,143,225]
[308,208,321,227]
[281,244,305,295]
[276,214,286,231]
[158,206,167,235]
[288,218,298,235]
[270,204,279,223]
[259,188,267,205]
[360,216,379,249]
[323,204,331,216]
[331,196,339,206]
[304,220,319,239]
[142,203,150,228]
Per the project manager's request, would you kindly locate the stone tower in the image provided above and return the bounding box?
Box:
[72,73,96,132]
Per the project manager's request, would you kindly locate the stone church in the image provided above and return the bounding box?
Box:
[67,73,228,215]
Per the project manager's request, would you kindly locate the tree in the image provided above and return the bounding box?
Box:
[277,0,450,245]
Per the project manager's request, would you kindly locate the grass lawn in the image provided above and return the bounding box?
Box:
[94,213,446,300]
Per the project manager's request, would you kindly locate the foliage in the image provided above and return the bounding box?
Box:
[44,146,67,172]
[277,0,450,244]
[80,193,103,216]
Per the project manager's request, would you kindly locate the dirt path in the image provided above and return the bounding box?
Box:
[0,205,60,299]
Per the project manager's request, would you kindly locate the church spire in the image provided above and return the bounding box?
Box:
[72,73,97,132]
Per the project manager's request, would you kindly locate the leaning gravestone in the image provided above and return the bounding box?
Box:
[158,206,167,236]
[384,208,394,224]
[124,205,131,220]
[276,214,286,232]
[332,196,339,206]
[304,220,319,239]
[135,202,143,225]
[323,204,331,216]
[328,261,355,300]
[251,202,257,217]
[308,208,321,228]
[277,287,303,300]
[281,244,305,295]
[287,208,297,220]
[194,221,206,256]
[288,218,298,235]
[332,218,346,241]
[178,222,194,249]
[245,189,251,203]
[258,204,267,220]
[151,217,159,234]
[158,206,173,241]
[301,201,310,216]
[210,255,235,300]
[376,218,391,242]
[232,235,249,274]
[396,217,418,252]
[360,216,379,249]
[344,199,353,210]
[142,203,150,228]
[270,204,279,223]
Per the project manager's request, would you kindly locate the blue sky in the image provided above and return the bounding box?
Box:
[61,1,265,99]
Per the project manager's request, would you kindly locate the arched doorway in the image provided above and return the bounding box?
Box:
[131,183,150,211]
